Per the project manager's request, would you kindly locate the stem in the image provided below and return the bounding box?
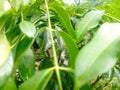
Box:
[45,0,63,90]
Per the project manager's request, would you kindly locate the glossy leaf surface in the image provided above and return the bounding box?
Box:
[75,23,120,88]
[19,20,36,37]
[76,10,104,42]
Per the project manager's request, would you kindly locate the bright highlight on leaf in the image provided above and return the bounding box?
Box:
[75,23,120,88]
[0,33,11,67]
[76,10,104,42]
[19,20,36,37]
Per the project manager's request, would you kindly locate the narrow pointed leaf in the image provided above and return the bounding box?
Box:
[76,10,104,43]
[15,36,34,60]
[52,6,76,39]
[19,69,53,90]
[75,23,120,88]
[19,49,35,81]
[57,31,78,68]
[19,20,36,37]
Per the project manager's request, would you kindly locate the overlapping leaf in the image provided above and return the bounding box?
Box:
[19,20,36,37]
[57,31,78,68]
[19,68,53,90]
[75,23,120,88]
[52,6,76,39]
[75,10,104,43]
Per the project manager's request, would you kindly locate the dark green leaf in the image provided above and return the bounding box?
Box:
[19,68,53,90]
[19,20,36,37]
[15,36,34,61]
[76,10,104,43]
[19,49,35,81]
[57,31,78,68]
[75,23,120,88]
[52,6,76,39]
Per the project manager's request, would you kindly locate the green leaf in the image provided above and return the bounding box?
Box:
[75,23,120,88]
[0,33,11,67]
[19,20,36,37]
[19,68,53,90]
[114,68,120,83]
[57,31,78,68]
[1,78,17,90]
[9,0,31,11]
[76,10,104,43]
[15,36,34,61]
[19,49,35,81]
[0,53,13,87]
[52,6,76,39]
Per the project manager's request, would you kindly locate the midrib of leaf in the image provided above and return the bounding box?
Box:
[45,0,62,90]
[77,11,101,42]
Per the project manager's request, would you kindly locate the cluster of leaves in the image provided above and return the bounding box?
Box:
[0,0,120,90]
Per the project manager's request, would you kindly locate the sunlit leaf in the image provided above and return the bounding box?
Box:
[19,20,36,37]
[76,10,104,43]
[0,53,13,87]
[0,33,10,67]
[75,23,120,88]
[19,68,53,90]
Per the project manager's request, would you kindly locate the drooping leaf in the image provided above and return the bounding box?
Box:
[76,10,104,43]
[19,68,53,90]
[19,49,35,81]
[75,23,120,88]
[19,20,36,37]
[52,6,76,39]
[57,31,78,68]
[15,36,34,61]
[1,77,17,90]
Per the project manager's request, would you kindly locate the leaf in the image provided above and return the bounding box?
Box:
[57,31,78,68]
[1,77,17,90]
[0,53,13,87]
[76,10,104,43]
[6,25,21,44]
[36,29,51,51]
[19,20,36,37]
[15,36,34,61]
[9,0,31,11]
[75,23,120,88]
[52,6,76,39]
[114,68,120,83]
[0,33,11,67]
[19,49,35,81]
[19,68,53,90]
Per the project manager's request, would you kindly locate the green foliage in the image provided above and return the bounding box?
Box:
[0,0,120,90]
